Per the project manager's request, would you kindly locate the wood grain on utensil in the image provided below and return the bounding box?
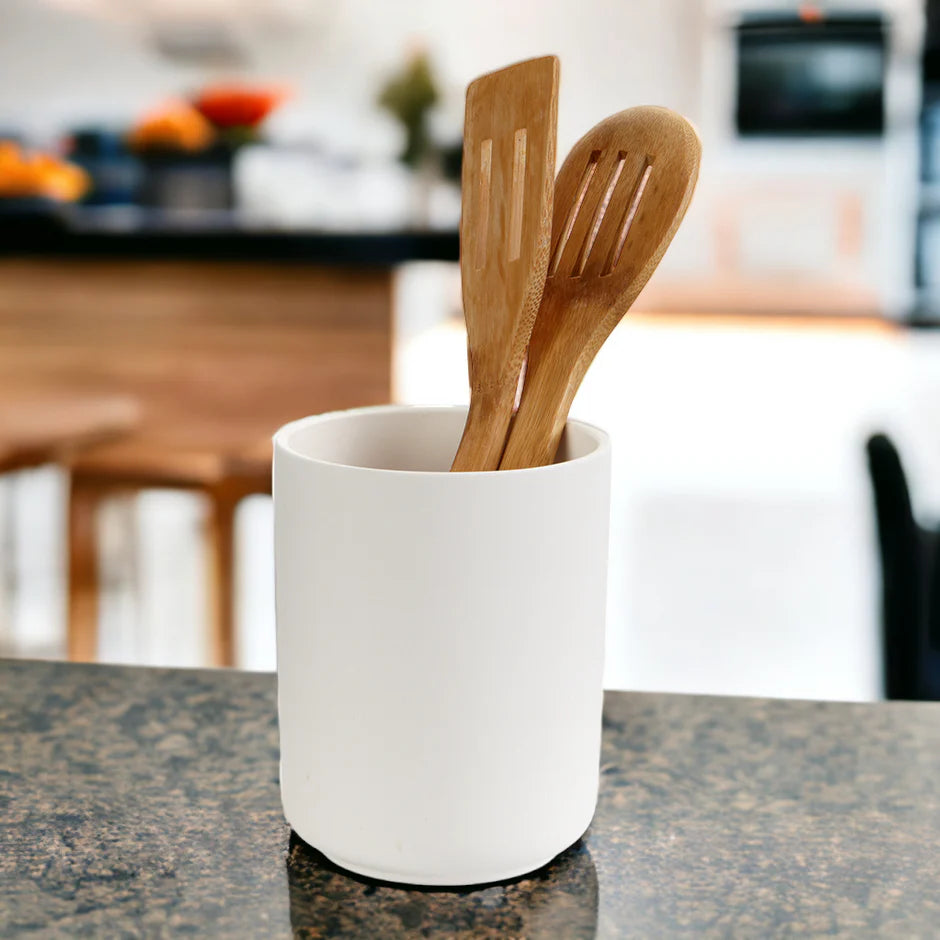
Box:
[451,56,559,471]
[500,107,701,470]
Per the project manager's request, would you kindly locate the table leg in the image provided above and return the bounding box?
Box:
[205,486,240,668]
[67,475,105,662]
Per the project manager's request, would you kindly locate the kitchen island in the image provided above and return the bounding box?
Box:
[1,658,939,937]
[0,215,458,666]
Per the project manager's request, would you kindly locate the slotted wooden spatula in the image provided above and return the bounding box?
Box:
[499,106,701,470]
[450,56,559,471]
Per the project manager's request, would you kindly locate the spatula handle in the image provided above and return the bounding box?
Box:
[451,389,517,472]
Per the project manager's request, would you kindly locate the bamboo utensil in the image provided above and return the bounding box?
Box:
[499,106,701,470]
[450,56,559,471]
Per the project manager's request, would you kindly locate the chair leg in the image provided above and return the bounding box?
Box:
[68,475,104,662]
[205,487,239,668]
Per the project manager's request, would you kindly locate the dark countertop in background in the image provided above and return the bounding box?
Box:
[0,207,459,265]
[2,659,939,937]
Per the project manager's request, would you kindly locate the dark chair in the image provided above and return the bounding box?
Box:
[866,433,940,700]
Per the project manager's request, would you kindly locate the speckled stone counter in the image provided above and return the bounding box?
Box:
[2,659,939,938]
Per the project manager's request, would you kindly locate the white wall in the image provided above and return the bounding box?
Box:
[0,0,702,158]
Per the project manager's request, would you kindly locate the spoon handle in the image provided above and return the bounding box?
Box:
[499,344,578,470]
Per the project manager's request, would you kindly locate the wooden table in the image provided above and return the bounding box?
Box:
[0,392,138,473]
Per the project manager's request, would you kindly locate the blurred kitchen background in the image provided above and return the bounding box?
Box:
[2,0,940,701]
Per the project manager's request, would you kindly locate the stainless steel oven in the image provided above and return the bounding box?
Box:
[736,11,887,137]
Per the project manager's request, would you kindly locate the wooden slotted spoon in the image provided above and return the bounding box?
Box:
[499,106,701,470]
[450,56,559,471]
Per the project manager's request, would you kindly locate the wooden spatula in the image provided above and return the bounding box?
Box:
[450,56,559,471]
[499,106,701,470]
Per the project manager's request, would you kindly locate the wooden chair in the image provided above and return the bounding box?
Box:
[66,437,271,667]
[0,392,139,639]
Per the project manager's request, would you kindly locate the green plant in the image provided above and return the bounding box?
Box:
[378,51,440,169]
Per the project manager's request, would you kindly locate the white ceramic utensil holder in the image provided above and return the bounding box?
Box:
[274,405,611,886]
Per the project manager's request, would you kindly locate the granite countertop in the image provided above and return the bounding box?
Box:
[2,659,939,937]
